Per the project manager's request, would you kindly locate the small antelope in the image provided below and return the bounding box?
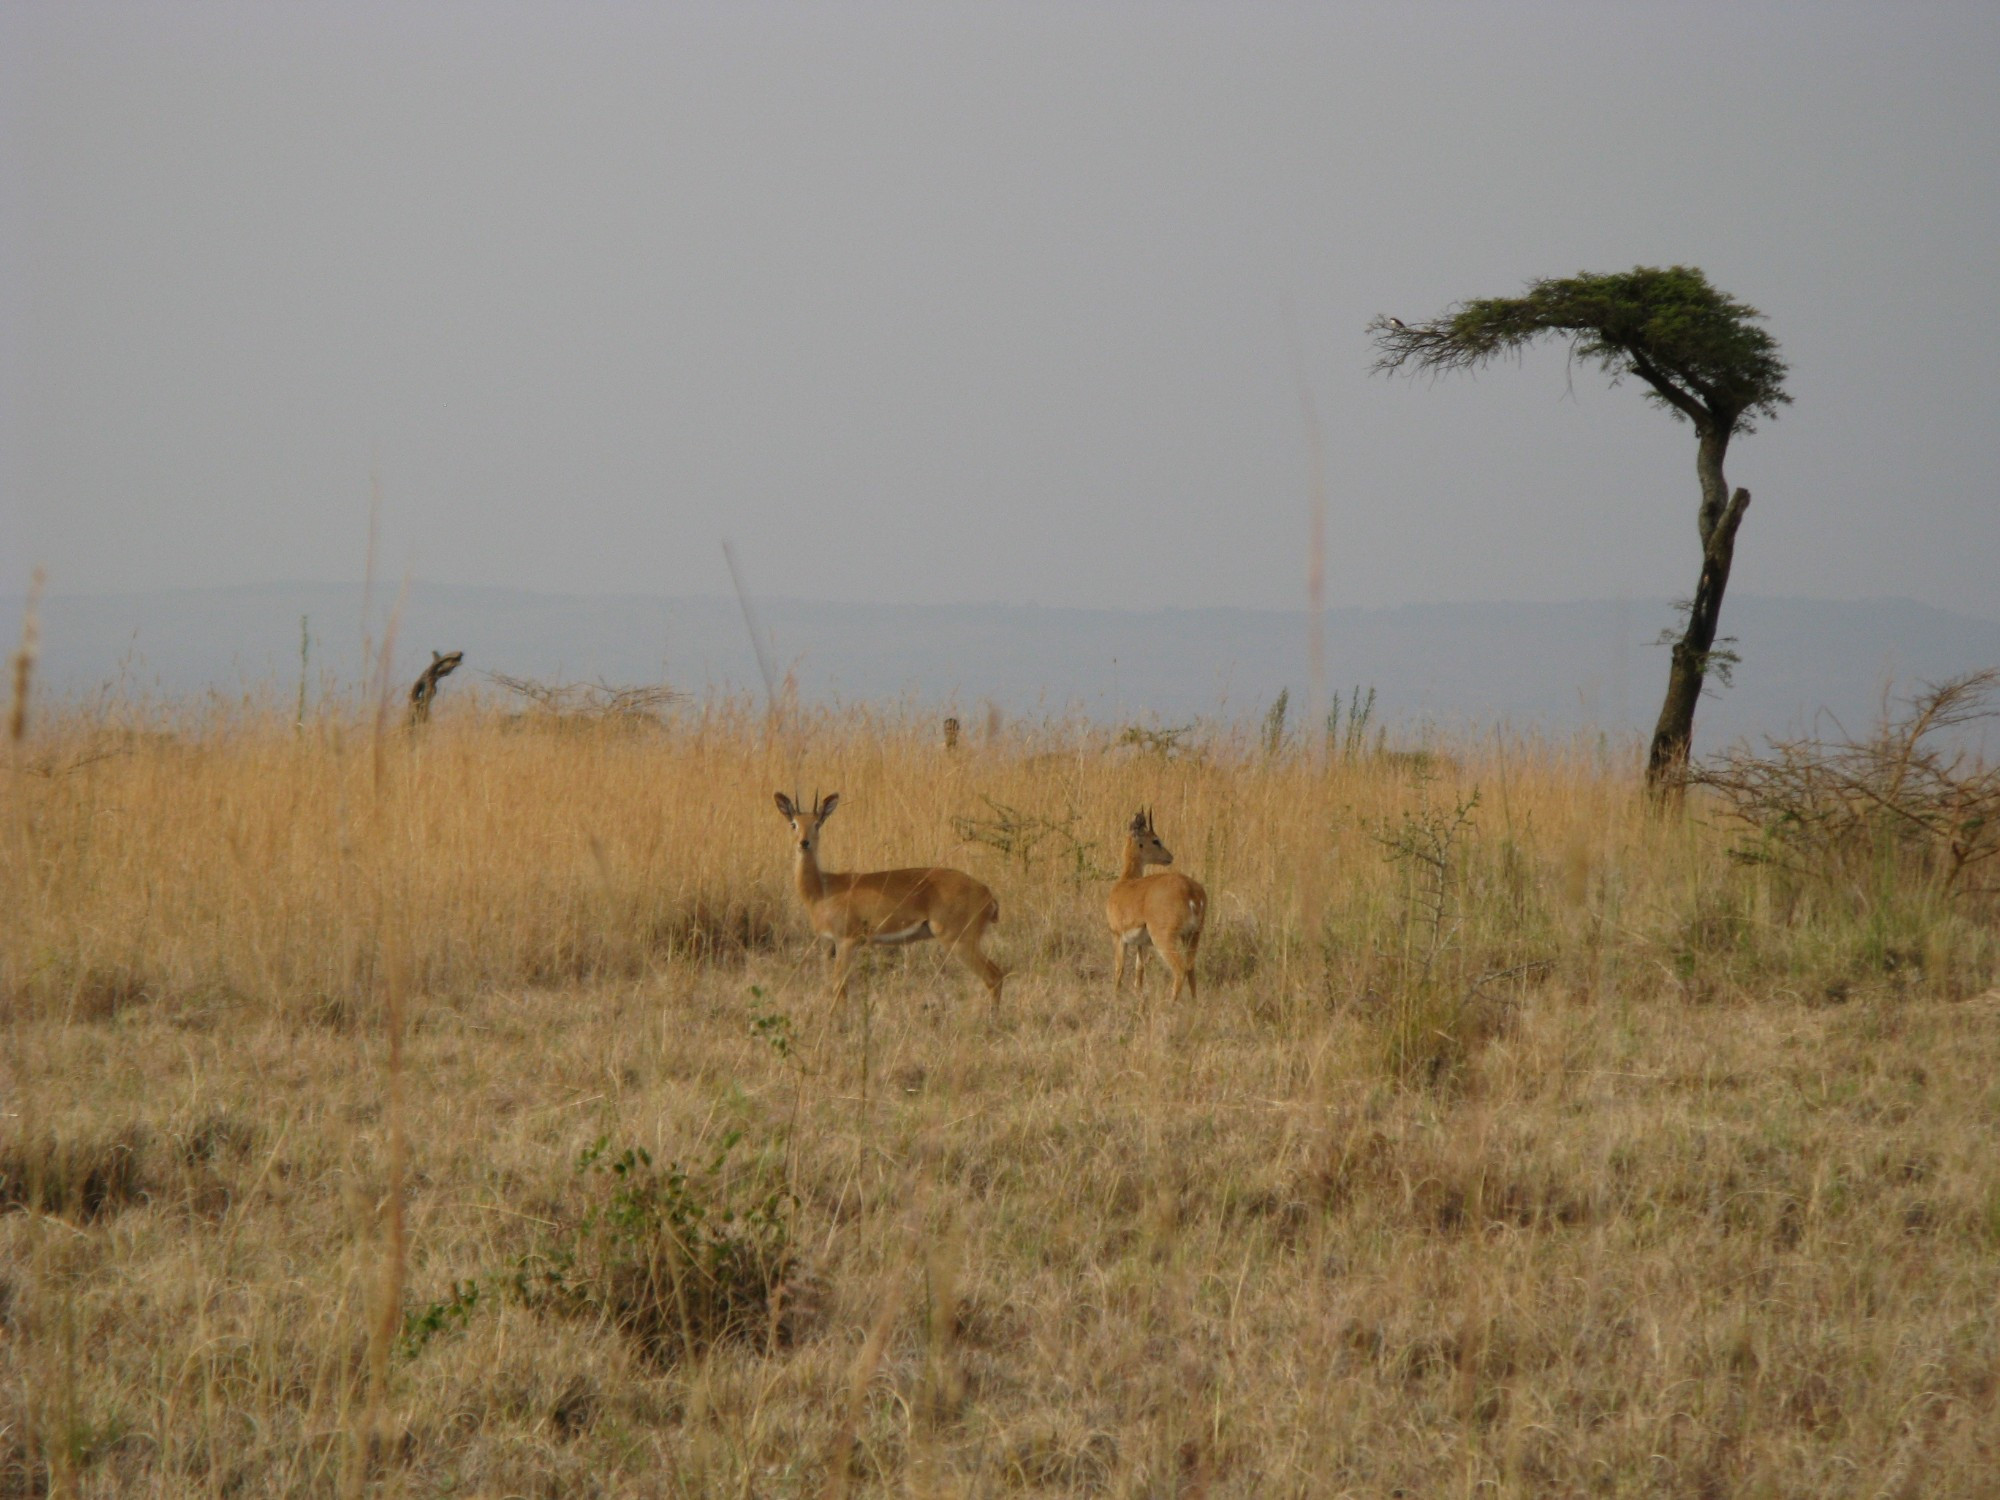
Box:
[774,792,1005,1007]
[1107,808,1207,1002]
[407,649,464,727]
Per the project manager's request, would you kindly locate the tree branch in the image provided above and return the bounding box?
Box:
[1708,488,1751,564]
[1365,314,1500,378]
[1624,350,1713,429]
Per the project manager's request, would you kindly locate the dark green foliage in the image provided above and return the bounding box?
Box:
[398,1280,482,1361]
[514,1134,795,1368]
[1371,265,1789,434]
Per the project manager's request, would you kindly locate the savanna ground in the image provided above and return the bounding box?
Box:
[4,691,1998,1497]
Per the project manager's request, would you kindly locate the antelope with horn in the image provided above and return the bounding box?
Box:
[773,791,1005,1008]
[407,649,464,727]
[1106,808,1207,1002]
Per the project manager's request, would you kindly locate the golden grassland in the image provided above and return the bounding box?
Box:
[4,695,1999,1497]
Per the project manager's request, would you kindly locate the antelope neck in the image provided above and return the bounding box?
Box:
[793,843,830,904]
[1119,838,1147,881]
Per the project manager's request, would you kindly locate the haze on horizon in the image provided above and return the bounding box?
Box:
[4,3,1997,625]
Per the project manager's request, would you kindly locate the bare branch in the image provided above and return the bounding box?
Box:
[487,672,684,727]
[1692,670,2000,899]
[1365,313,1500,378]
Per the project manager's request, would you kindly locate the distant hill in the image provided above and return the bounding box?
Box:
[8,583,1999,752]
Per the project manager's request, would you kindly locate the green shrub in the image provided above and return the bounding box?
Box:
[515,1134,795,1367]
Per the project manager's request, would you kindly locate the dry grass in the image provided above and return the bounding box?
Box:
[3,697,1998,1496]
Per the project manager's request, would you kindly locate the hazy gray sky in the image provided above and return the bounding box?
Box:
[5,2,1997,617]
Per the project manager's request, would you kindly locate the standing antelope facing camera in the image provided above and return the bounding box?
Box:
[1107,808,1207,1002]
[774,792,1005,1008]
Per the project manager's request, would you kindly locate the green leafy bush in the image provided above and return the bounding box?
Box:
[515,1134,795,1367]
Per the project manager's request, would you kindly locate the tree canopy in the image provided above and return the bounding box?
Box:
[1370,266,1789,438]
[1369,265,1791,793]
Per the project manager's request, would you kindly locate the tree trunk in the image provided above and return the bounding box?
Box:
[1646,427,1749,795]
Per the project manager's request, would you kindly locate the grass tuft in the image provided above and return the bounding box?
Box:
[0,1128,149,1222]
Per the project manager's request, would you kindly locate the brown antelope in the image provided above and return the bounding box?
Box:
[1106,808,1207,1002]
[773,792,1005,1007]
[407,649,464,727]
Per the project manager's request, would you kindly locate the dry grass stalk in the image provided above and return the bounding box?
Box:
[8,566,43,748]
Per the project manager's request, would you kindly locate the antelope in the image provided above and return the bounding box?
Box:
[773,792,1005,1008]
[1106,808,1207,1002]
[407,649,464,727]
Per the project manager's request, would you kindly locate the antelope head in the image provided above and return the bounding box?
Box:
[1128,808,1174,867]
[774,790,841,855]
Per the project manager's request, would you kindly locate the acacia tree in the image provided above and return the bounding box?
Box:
[1369,266,1789,793]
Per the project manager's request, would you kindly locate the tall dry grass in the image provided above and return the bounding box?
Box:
[3,694,1997,1495]
[2,699,1689,1021]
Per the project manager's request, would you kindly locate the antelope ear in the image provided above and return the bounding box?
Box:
[774,792,796,819]
[818,792,841,820]
[1130,810,1148,833]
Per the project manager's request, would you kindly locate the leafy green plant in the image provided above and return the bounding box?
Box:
[1654,598,1741,691]
[514,1133,795,1367]
[1377,777,1482,960]
[398,1279,481,1361]
[952,795,1109,885]
[1371,774,1494,1088]
[1261,688,1290,759]
[1326,686,1376,760]
[748,986,794,1063]
[749,984,810,1190]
